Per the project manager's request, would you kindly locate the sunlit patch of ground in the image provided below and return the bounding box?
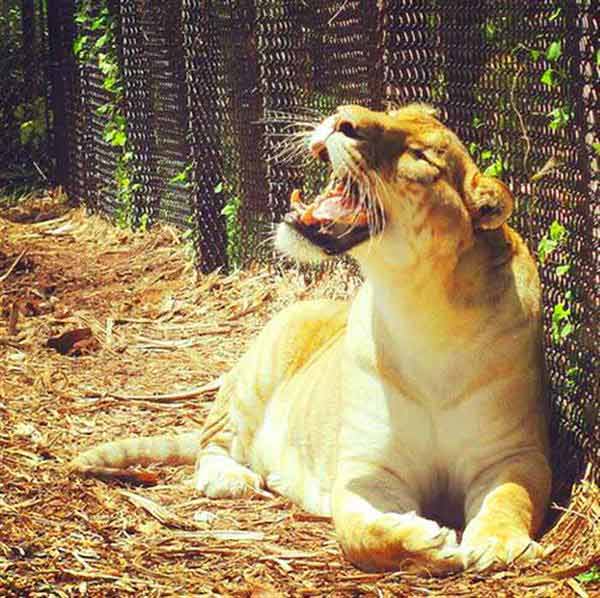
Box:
[0,197,597,596]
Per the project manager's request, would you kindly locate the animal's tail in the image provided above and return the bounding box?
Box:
[70,431,203,485]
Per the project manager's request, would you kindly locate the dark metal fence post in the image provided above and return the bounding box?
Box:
[46,0,71,190]
[225,0,268,264]
[118,0,155,226]
[181,0,228,273]
[21,0,37,104]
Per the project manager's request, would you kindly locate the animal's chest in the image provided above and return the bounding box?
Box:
[378,337,476,407]
[339,335,498,491]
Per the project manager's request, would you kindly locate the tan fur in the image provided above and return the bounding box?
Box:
[72,104,551,574]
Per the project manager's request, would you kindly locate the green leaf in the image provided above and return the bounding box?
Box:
[483,158,505,178]
[555,264,570,277]
[98,54,116,75]
[214,182,223,193]
[484,21,496,41]
[536,220,568,263]
[113,114,126,129]
[111,131,127,146]
[560,321,575,339]
[90,16,107,31]
[529,49,541,61]
[540,68,556,87]
[592,142,600,156]
[548,7,562,22]
[548,106,572,131]
[96,103,112,115]
[103,75,118,92]
[94,32,109,49]
[472,115,484,129]
[565,365,581,388]
[73,35,88,57]
[546,41,562,62]
[552,302,569,320]
[19,120,34,145]
[221,203,235,217]
[551,300,574,344]
[537,237,557,264]
[549,220,568,242]
[596,49,600,68]
[170,170,188,184]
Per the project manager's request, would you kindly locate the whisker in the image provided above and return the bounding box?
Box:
[256,235,277,252]
[261,110,321,126]
[267,139,310,165]
[267,106,325,117]
[265,124,315,166]
[369,174,381,233]
[261,111,318,121]
[266,130,312,139]
[369,171,387,250]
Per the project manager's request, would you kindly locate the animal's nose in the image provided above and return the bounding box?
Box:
[309,115,360,162]
[336,119,359,139]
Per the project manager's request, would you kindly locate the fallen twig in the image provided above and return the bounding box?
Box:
[0,249,27,284]
[100,375,224,402]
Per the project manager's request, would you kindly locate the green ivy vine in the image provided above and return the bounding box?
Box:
[73,1,141,229]
[464,3,586,392]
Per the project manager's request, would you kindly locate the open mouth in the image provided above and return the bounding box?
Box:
[283,175,381,255]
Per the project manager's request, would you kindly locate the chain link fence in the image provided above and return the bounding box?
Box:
[4,0,599,493]
[1,0,53,197]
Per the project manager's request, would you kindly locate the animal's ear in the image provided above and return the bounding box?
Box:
[467,173,514,230]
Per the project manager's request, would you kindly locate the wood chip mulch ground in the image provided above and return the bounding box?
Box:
[0,195,598,597]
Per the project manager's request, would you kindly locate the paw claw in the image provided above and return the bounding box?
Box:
[461,534,544,571]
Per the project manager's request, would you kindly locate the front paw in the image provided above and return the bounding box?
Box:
[461,527,546,571]
[344,512,463,574]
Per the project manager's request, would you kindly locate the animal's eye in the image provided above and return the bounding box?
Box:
[409,147,427,161]
[338,120,361,140]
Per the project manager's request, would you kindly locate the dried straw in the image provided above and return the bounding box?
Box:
[0,198,597,597]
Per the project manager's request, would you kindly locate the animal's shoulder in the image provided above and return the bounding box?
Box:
[223,299,349,403]
[269,298,349,327]
[260,299,349,357]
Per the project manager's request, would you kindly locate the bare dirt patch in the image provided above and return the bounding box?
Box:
[0,200,597,596]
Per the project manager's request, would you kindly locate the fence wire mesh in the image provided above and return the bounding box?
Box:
[12,0,600,492]
[1,0,53,196]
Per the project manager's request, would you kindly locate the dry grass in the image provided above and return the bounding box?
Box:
[0,197,598,597]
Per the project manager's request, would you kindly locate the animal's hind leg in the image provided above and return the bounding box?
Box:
[192,378,265,498]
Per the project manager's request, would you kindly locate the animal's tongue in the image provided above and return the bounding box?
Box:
[312,194,354,221]
[291,186,366,227]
